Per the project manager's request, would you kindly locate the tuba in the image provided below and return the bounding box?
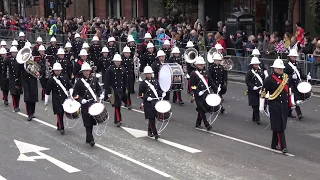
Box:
[16,47,42,79]
[184,48,198,64]
[206,47,217,63]
[220,55,234,70]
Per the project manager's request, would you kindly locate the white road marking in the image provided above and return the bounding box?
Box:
[196,128,295,157]
[122,127,202,153]
[308,133,320,139]
[16,112,171,178]
[0,175,7,180]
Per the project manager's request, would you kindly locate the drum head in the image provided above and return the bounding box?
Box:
[89,103,105,116]
[158,64,172,92]
[63,99,81,113]
[297,82,312,94]
[155,100,172,113]
[205,94,221,107]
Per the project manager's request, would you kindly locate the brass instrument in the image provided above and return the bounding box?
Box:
[44,55,52,78]
[206,47,217,64]
[16,47,42,79]
[133,48,140,82]
[184,48,198,64]
[220,55,234,70]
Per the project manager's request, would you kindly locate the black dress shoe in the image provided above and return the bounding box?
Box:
[27,115,32,121]
[4,101,8,106]
[206,125,212,131]
[220,107,225,114]
[298,115,303,120]
[288,114,296,118]
[57,127,61,131]
[271,146,280,151]
[179,101,184,105]
[86,139,90,143]
[60,129,65,135]
[89,140,95,147]
[14,108,20,112]
[127,105,132,110]
[282,148,288,154]
[32,114,35,118]
[117,122,122,127]
[148,132,154,137]
[256,121,261,125]
[195,125,202,129]
[154,135,160,140]
[172,100,177,104]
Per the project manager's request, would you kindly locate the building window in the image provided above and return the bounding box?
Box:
[133,0,137,18]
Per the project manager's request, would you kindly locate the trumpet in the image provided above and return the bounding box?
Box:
[16,47,42,79]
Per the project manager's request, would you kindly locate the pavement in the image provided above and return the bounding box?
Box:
[0,81,320,180]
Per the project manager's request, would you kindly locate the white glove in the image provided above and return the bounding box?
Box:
[69,88,74,96]
[217,86,221,93]
[259,98,265,113]
[264,70,269,77]
[198,91,204,96]
[292,74,297,79]
[147,97,152,101]
[186,74,190,78]
[44,94,49,105]
[81,99,88,104]
[253,86,259,90]
[162,92,166,97]
[99,94,105,100]
[307,75,311,80]
[108,94,112,98]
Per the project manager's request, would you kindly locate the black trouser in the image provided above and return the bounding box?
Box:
[41,88,45,99]
[56,113,64,130]
[2,90,9,102]
[125,93,131,106]
[252,105,260,122]
[289,106,302,116]
[271,131,287,150]
[148,118,158,135]
[25,102,36,115]
[172,91,183,102]
[12,95,20,109]
[114,107,122,123]
[85,126,94,142]
[196,108,210,128]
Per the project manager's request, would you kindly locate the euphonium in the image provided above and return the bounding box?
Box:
[16,47,42,79]
[206,47,217,63]
[220,55,234,70]
[44,55,52,78]
[184,48,198,64]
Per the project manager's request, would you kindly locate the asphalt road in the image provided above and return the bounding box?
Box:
[0,80,320,180]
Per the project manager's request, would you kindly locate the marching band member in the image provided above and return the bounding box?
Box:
[152,50,169,100]
[186,41,196,94]
[0,48,9,106]
[127,35,136,58]
[12,40,19,48]
[56,48,72,80]
[46,37,58,57]
[161,40,171,60]
[251,48,268,77]
[89,36,102,66]
[107,37,119,59]
[1,40,9,52]
[32,37,43,56]
[45,62,73,134]
[82,42,92,62]
[22,50,46,121]
[284,49,311,120]
[3,46,22,112]
[140,42,156,73]
[214,43,225,54]
[73,49,90,81]
[209,53,226,113]
[245,57,266,125]
[138,66,163,140]
[168,47,184,105]
[139,33,153,56]
[260,58,290,153]
[190,56,216,131]
[72,33,83,59]
[121,46,134,108]
[105,54,128,126]
[38,45,49,100]
[64,42,74,74]
[17,32,26,50]
[97,47,111,90]
[72,62,103,147]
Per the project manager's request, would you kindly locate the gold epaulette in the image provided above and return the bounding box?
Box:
[268,73,288,100]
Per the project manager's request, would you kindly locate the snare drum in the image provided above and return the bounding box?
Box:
[159,63,184,91]
[155,100,172,122]
[88,103,109,123]
[63,98,81,119]
[205,94,222,107]
[65,109,81,119]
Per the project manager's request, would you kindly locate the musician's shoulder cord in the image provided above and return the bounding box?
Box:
[267,73,288,100]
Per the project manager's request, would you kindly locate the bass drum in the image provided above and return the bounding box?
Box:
[63,98,81,119]
[158,63,184,91]
[88,103,109,123]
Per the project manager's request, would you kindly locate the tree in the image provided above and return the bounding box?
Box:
[287,0,296,23]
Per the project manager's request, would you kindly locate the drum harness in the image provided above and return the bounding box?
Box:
[195,71,222,125]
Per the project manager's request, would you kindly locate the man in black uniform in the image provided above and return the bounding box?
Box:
[0,48,9,106]
[45,62,73,134]
[105,54,127,127]
[32,37,43,56]
[107,37,119,59]
[0,40,9,52]
[56,48,72,80]
[139,66,164,140]
[73,49,91,81]
[186,41,196,94]
[121,46,134,109]
[127,35,136,58]
[72,33,83,59]
[82,42,93,67]
[73,62,103,147]
[89,36,102,66]
[64,42,74,74]
[260,58,291,154]
[190,56,216,131]
[97,47,111,90]
[38,45,50,100]
[46,37,58,58]
[284,49,311,120]
[139,33,153,56]
[151,50,169,100]
[161,40,171,60]
[245,57,266,125]
[3,46,23,112]
[168,47,184,105]
[140,42,156,73]
[22,50,46,121]
[209,52,227,113]
[17,32,27,50]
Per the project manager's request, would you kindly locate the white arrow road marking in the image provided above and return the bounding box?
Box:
[14,140,81,173]
[196,128,295,157]
[122,127,202,153]
[0,175,7,180]
[16,112,171,178]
